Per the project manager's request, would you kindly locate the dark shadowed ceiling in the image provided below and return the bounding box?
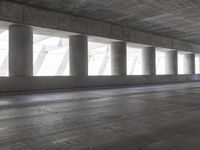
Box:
[5,0,200,44]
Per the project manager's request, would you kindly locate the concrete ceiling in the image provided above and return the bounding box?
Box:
[5,0,200,44]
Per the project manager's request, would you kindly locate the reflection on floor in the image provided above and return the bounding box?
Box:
[1,82,200,150]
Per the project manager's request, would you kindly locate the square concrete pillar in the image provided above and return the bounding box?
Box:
[111,41,126,76]
[9,24,33,77]
[142,47,156,75]
[69,35,88,76]
[184,53,195,74]
[165,50,178,75]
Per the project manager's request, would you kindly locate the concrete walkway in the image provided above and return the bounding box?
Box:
[0,82,200,150]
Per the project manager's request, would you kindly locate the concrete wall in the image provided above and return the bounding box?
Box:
[0,75,199,92]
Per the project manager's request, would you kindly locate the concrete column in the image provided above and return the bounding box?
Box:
[184,53,195,74]
[141,47,156,75]
[165,50,178,75]
[195,54,200,74]
[111,41,126,75]
[9,24,33,77]
[69,35,88,76]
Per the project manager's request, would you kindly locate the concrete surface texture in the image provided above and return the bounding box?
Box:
[0,82,200,149]
[5,0,200,44]
[0,1,200,53]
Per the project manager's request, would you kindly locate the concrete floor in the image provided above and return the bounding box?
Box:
[0,82,200,150]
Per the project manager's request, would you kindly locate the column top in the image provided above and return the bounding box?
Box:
[9,24,33,30]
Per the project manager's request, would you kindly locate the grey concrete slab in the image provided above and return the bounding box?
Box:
[5,0,200,45]
[0,1,200,53]
[0,82,200,149]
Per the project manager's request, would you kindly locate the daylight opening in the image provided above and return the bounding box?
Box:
[127,47,142,75]
[33,34,69,76]
[88,41,111,76]
[0,29,8,76]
